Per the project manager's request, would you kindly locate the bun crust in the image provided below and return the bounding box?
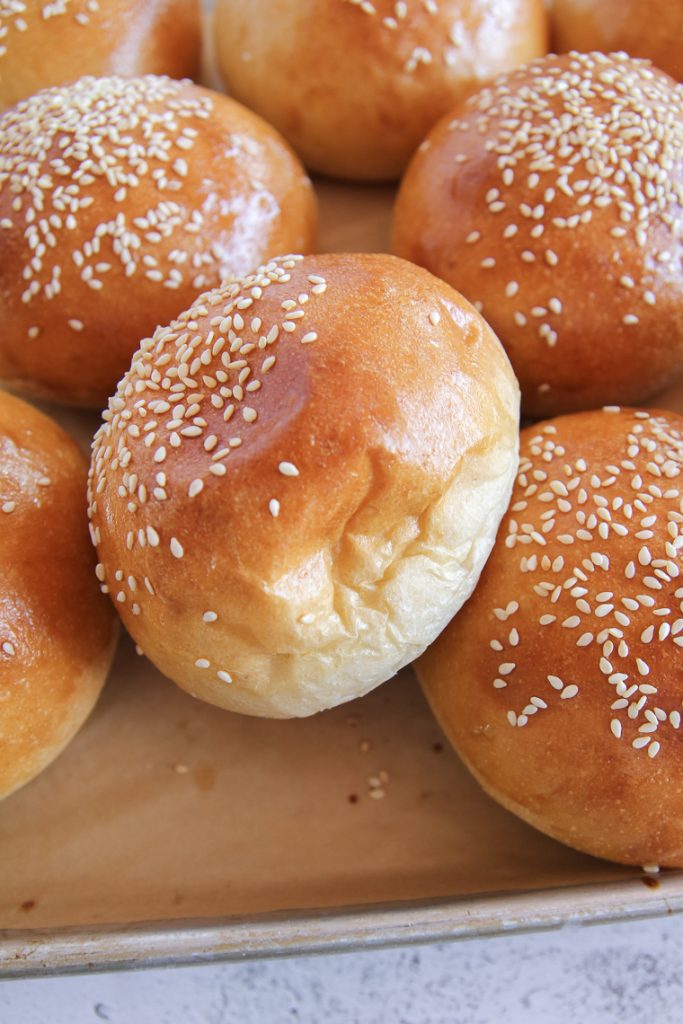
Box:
[417,407,683,867]
[0,0,202,113]
[393,52,683,417]
[0,391,117,800]
[0,76,317,407]
[553,0,683,82]
[214,0,548,181]
[88,253,520,718]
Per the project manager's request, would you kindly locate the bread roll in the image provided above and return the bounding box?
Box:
[0,0,202,113]
[393,52,683,417]
[0,391,117,800]
[417,407,683,867]
[553,0,683,82]
[0,76,317,408]
[214,0,549,181]
[88,252,520,718]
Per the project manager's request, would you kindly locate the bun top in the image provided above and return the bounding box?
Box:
[0,76,317,406]
[393,52,683,416]
[214,0,548,181]
[88,252,520,717]
[0,0,201,112]
[418,406,683,864]
[552,0,683,83]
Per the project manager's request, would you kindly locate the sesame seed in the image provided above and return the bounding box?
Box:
[278,461,299,477]
[170,537,184,559]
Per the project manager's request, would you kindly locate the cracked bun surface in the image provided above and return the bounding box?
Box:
[0,0,202,113]
[393,52,683,417]
[417,407,683,867]
[0,75,317,408]
[0,391,117,800]
[88,253,520,719]
[552,0,683,83]
[214,0,548,181]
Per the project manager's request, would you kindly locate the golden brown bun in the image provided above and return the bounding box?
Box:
[393,52,683,417]
[552,0,683,82]
[0,0,202,113]
[417,407,683,867]
[214,0,549,182]
[88,253,520,718]
[0,391,117,800]
[0,76,318,408]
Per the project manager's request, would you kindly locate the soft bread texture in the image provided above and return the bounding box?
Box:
[0,0,202,113]
[552,0,683,82]
[0,391,117,800]
[0,76,317,407]
[214,0,548,182]
[88,253,520,718]
[393,52,683,417]
[417,408,683,867]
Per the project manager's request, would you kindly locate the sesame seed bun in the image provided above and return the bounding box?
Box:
[552,0,683,83]
[416,407,683,867]
[213,0,549,182]
[0,390,117,800]
[0,0,202,114]
[88,253,520,719]
[393,52,683,417]
[0,76,318,408]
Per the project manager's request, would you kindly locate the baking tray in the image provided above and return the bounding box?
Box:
[2,180,683,979]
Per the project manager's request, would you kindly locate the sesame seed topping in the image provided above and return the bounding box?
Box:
[170,537,184,559]
[484,408,683,757]
[278,461,299,477]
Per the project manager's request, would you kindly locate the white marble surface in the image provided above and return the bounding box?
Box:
[2,914,683,1023]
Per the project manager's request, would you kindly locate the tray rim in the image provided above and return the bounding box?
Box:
[2,872,682,979]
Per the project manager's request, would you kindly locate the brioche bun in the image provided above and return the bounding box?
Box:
[88,253,520,718]
[552,0,683,82]
[393,52,683,417]
[0,0,202,113]
[0,391,117,800]
[214,0,548,181]
[417,407,683,867]
[0,75,317,408]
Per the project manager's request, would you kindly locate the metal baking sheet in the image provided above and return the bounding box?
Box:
[1,92,683,979]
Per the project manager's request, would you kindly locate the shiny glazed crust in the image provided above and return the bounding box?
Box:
[417,408,683,866]
[89,253,520,718]
[214,0,548,181]
[0,391,117,800]
[393,53,683,417]
[0,0,202,112]
[0,76,318,407]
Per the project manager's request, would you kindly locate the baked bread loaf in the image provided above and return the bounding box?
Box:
[0,391,117,800]
[0,76,317,408]
[88,252,520,718]
[417,407,683,867]
[552,0,683,82]
[393,52,683,417]
[214,0,549,181]
[0,0,202,113]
